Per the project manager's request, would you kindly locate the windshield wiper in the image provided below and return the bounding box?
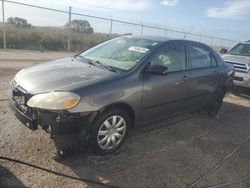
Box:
[76,55,97,66]
[76,55,123,73]
[97,61,126,73]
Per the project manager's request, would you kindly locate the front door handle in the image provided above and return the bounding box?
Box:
[213,70,219,75]
[182,75,188,81]
[176,75,188,85]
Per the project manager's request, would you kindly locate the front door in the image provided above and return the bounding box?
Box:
[142,44,189,123]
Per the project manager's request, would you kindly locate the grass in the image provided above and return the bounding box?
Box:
[0,26,229,53]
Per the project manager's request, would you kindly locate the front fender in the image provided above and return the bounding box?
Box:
[68,75,143,126]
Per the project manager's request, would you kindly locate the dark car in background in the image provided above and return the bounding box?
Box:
[221,41,250,89]
[9,36,234,155]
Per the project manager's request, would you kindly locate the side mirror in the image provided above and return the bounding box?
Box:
[220,48,228,54]
[147,64,168,75]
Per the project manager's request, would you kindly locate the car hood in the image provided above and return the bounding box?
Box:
[222,54,250,65]
[15,57,116,94]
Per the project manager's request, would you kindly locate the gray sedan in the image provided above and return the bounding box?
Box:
[9,36,234,158]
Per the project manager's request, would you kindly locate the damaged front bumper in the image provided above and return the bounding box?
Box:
[9,93,37,130]
[8,88,90,138]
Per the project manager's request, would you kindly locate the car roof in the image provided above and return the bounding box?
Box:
[123,35,171,42]
[239,41,250,45]
[121,35,207,45]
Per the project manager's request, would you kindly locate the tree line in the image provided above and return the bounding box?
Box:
[6,17,94,33]
[0,17,110,51]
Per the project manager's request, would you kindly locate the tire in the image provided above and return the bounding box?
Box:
[205,87,226,116]
[89,108,130,155]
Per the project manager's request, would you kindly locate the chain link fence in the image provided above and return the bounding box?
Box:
[0,0,240,52]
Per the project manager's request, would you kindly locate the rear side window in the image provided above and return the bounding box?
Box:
[188,45,217,69]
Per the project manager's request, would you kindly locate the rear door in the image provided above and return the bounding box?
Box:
[186,44,219,110]
[142,42,189,123]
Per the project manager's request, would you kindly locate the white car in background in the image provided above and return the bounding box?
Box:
[221,41,250,89]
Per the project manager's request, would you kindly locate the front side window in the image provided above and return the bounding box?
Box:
[78,37,159,72]
[228,43,250,57]
[188,46,216,69]
[151,45,186,72]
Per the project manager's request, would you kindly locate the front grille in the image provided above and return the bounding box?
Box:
[225,61,249,73]
[234,76,244,81]
[11,80,33,114]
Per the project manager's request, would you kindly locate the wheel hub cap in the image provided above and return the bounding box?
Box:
[97,115,127,150]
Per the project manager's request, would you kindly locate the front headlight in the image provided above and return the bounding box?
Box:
[27,92,80,110]
[228,69,235,77]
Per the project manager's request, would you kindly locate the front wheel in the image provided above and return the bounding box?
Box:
[89,108,130,155]
[205,87,226,116]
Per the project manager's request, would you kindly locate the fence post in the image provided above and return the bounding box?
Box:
[67,6,71,52]
[109,16,113,34]
[165,26,167,37]
[2,0,6,49]
[140,22,143,35]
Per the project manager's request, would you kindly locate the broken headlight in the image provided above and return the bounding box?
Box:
[27,92,80,110]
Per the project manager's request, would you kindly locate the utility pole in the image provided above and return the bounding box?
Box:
[2,0,6,49]
[67,6,71,52]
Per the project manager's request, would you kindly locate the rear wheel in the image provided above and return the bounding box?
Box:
[205,87,226,116]
[89,108,130,155]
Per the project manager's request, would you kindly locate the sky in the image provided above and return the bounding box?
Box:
[2,0,250,44]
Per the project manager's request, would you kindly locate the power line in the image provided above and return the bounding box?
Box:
[0,155,120,188]
[187,135,250,188]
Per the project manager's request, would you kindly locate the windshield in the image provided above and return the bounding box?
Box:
[228,43,250,57]
[78,37,159,72]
